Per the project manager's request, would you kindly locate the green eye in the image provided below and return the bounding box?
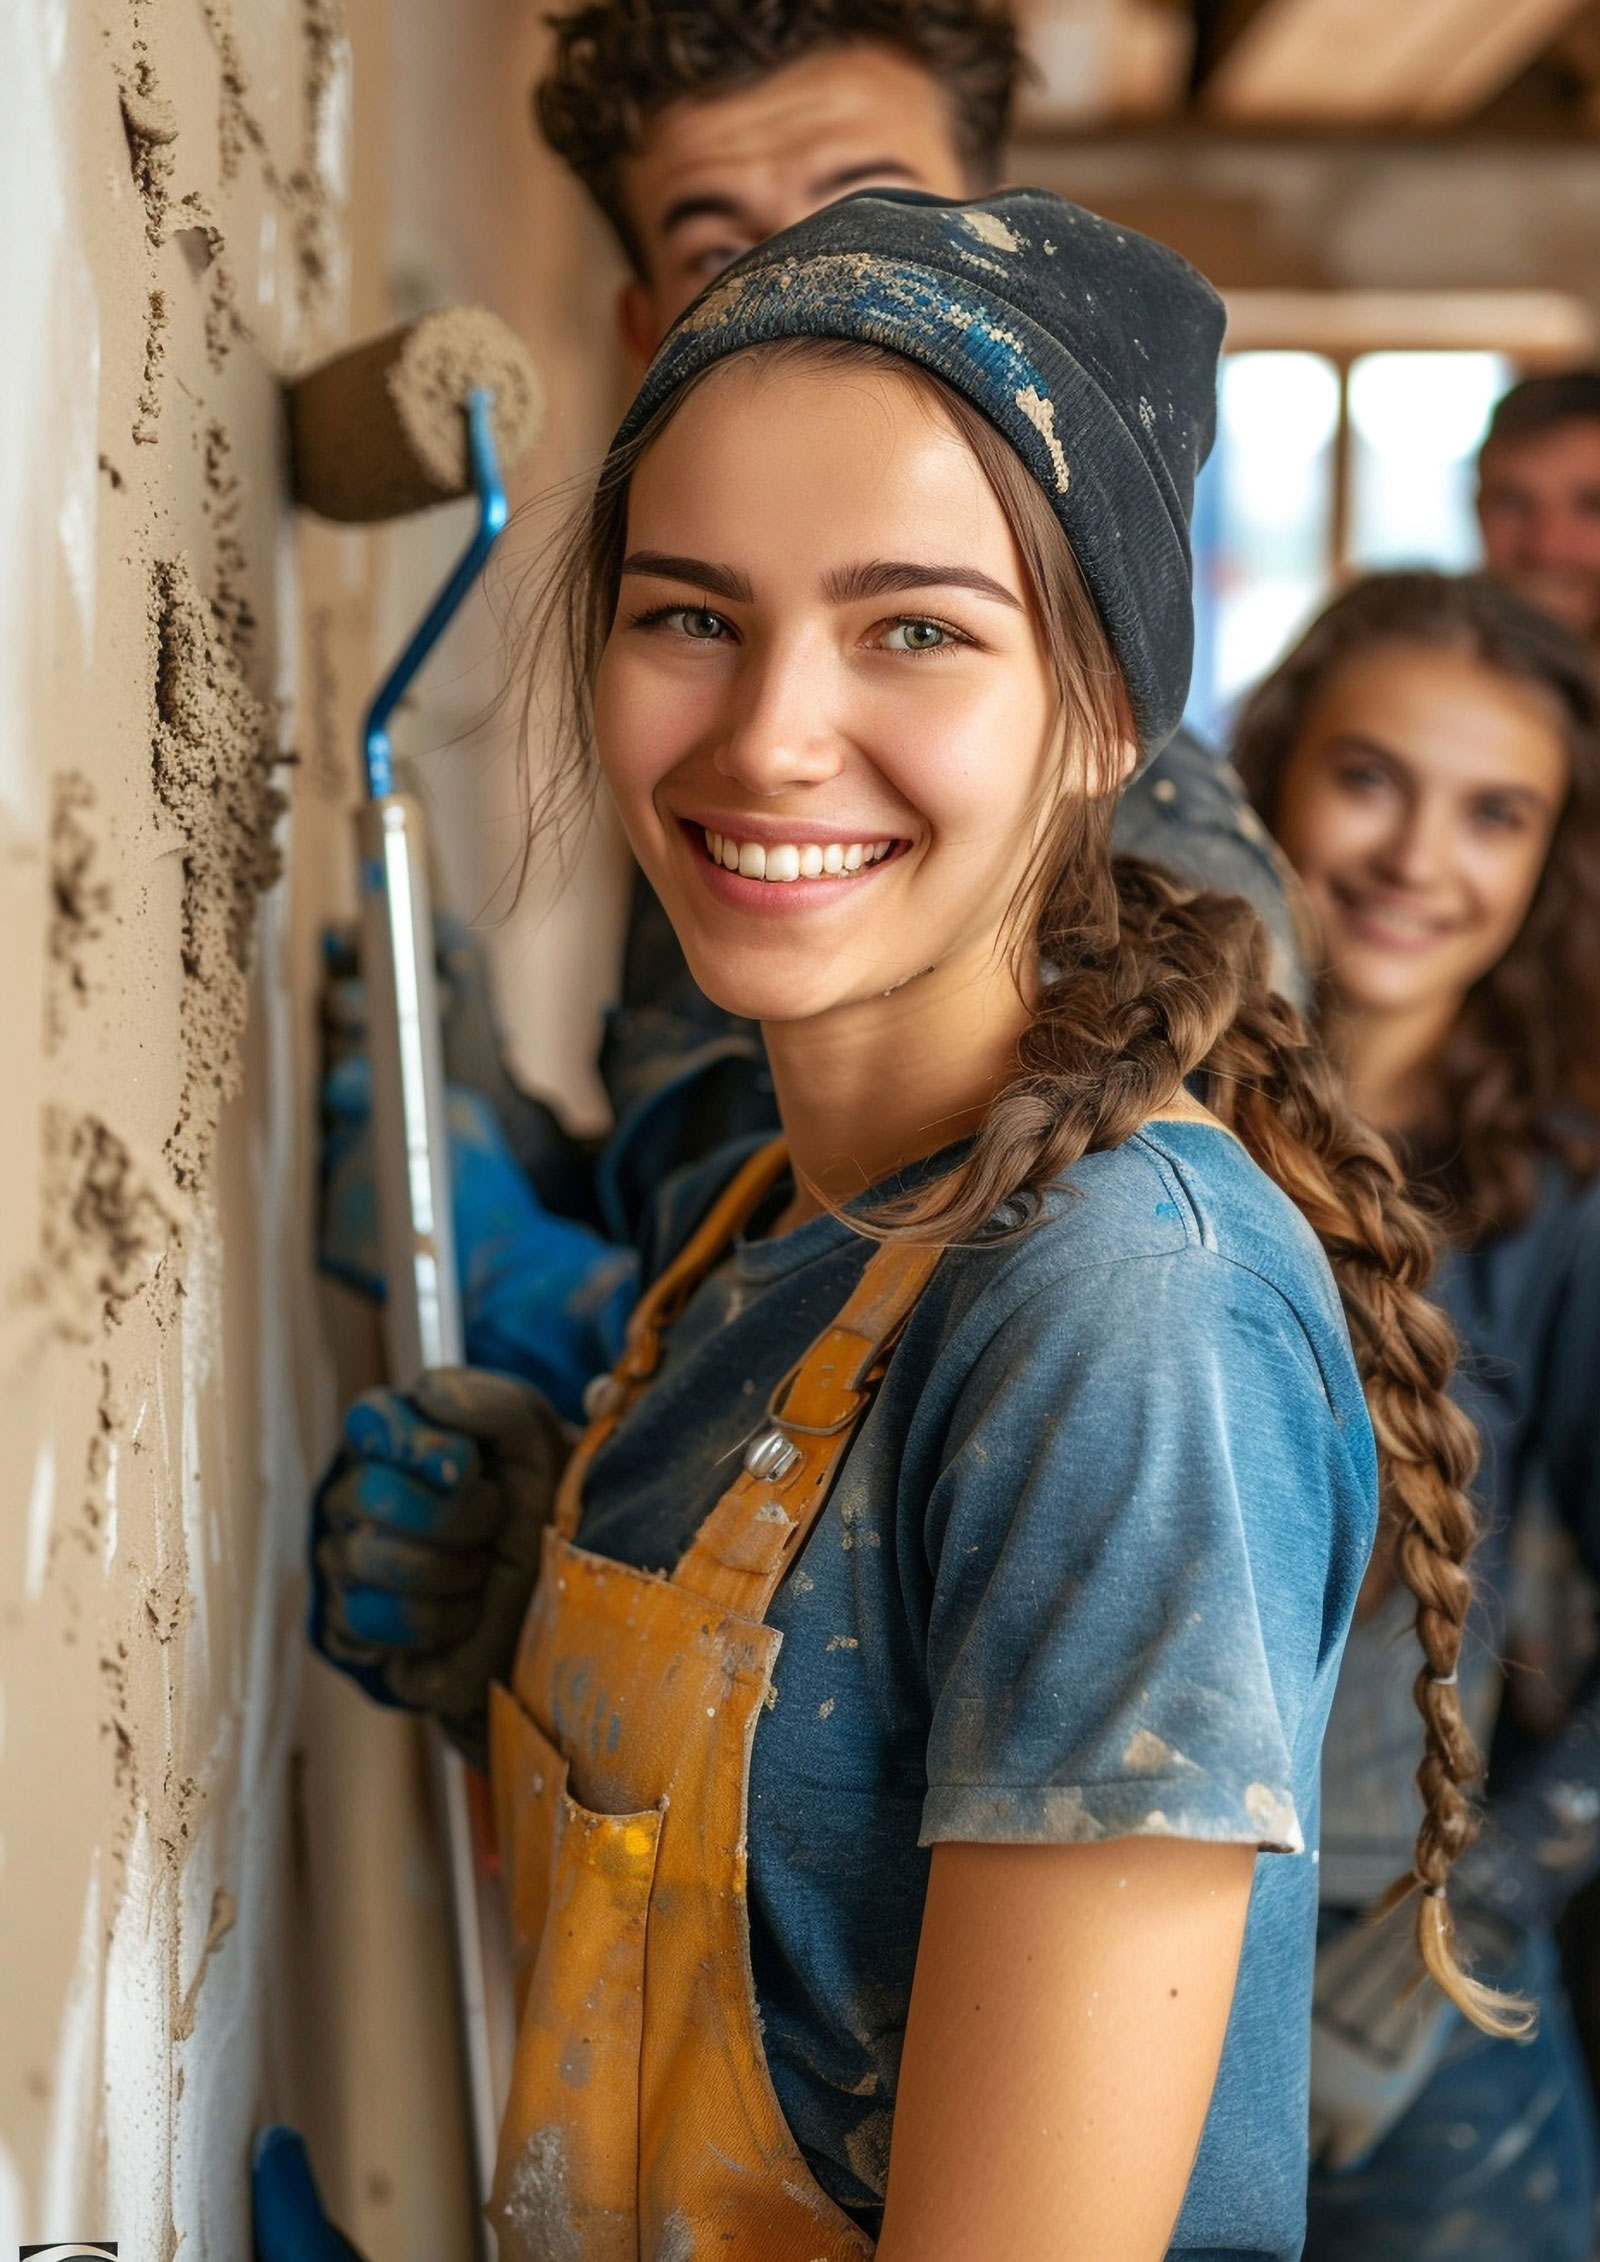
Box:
[887,619,949,651]
[680,609,724,639]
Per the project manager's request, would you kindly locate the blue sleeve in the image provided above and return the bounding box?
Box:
[632,1133,775,1285]
[1540,1177,1600,1566]
[919,1248,1372,1854]
[450,1091,637,1424]
[1463,1178,1600,1929]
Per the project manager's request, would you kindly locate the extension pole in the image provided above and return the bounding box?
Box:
[357,386,508,2255]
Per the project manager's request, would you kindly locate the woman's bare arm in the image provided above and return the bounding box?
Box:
[875,1836,1258,2262]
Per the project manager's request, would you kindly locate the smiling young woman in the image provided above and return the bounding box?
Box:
[313,196,1511,2262]
[586,342,1086,1216]
[1237,571,1600,2262]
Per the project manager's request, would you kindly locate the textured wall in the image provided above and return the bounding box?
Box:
[0,0,629,2250]
[0,0,351,2248]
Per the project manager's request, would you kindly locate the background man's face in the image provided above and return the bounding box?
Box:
[616,43,972,356]
[1478,419,1600,641]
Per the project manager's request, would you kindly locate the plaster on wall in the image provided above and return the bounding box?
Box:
[0,0,357,2246]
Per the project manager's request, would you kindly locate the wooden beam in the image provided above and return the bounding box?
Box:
[1222,288,1598,357]
[1006,131,1600,307]
[1204,0,1591,122]
[1016,0,1194,128]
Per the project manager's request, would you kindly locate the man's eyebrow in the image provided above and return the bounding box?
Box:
[621,551,755,603]
[810,157,922,199]
[658,192,754,241]
[824,560,1023,609]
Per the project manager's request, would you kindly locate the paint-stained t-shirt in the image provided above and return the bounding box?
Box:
[578,1121,1377,2260]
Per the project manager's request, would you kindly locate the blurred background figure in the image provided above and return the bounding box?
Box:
[1235,571,1600,2261]
[1478,370,1600,651]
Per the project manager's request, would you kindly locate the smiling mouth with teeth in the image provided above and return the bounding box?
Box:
[700,827,898,881]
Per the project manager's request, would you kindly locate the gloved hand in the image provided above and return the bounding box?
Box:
[319,1059,637,1426]
[310,1368,570,1767]
[321,914,597,1218]
[252,2126,367,2261]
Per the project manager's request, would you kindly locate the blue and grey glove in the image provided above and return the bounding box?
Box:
[310,1368,569,1768]
[252,2127,367,2261]
[319,1060,637,1427]
[450,1085,637,1426]
[321,913,596,1217]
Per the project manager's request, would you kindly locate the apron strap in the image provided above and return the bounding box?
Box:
[553,1137,791,1539]
[672,1238,942,1619]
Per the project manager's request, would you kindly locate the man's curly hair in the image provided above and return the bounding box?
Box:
[535,0,1022,276]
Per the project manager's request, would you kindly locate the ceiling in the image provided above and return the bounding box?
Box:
[1016,0,1600,132]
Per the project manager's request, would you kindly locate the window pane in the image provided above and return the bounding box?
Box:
[1347,350,1511,571]
[1186,351,1338,743]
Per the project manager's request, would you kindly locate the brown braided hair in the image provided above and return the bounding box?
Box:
[1233,572,1600,1244]
[528,335,1525,2032]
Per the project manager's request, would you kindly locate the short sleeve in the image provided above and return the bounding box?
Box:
[919,1245,1366,1855]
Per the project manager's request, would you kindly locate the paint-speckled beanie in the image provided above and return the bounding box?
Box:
[610,187,1225,760]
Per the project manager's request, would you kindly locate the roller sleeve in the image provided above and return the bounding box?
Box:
[288,306,544,523]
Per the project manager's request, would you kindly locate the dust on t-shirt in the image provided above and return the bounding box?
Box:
[578,1120,1377,2259]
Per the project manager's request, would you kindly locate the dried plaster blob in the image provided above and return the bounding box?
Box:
[149,554,284,1190]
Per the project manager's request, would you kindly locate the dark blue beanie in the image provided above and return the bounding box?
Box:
[610,187,1225,759]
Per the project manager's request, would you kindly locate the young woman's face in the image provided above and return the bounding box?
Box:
[1272,641,1568,1024]
[593,359,1067,1028]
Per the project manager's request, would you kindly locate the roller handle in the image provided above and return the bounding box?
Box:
[364,388,507,801]
[357,796,462,1376]
[352,385,515,2256]
[357,793,506,2250]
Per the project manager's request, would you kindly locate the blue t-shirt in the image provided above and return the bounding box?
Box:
[579,1121,1377,2258]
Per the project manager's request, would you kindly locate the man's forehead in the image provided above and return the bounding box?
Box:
[1483,420,1600,482]
[621,45,965,245]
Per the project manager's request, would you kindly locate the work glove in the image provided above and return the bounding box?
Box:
[310,1368,570,1768]
[252,2126,367,2261]
[319,1059,637,1427]
[321,912,596,1218]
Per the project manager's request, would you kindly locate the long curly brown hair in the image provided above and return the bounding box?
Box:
[530,336,1522,2033]
[1233,572,1600,1244]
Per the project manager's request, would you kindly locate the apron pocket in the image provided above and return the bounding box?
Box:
[491,1680,569,2015]
[491,1681,663,2262]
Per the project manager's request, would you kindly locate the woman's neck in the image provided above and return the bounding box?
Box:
[1322,991,1459,1134]
[763,942,1031,1229]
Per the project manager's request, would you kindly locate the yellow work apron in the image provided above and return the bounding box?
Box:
[489,1139,938,2261]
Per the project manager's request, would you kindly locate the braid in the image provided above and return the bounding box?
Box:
[883,848,1528,2036]
[1188,892,1529,2037]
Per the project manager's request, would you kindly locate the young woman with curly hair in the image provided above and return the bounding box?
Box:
[312,200,1513,2259]
[1236,569,1600,2262]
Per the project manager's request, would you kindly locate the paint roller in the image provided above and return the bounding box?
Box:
[287,306,544,2252]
